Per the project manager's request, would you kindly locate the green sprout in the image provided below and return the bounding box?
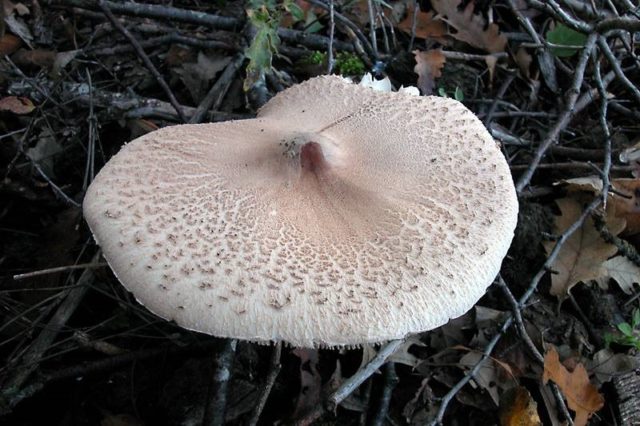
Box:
[605,308,640,350]
[437,86,465,102]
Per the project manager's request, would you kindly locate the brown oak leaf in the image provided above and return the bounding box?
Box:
[431,0,507,53]
[0,96,35,114]
[413,49,446,95]
[499,386,542,426]
[544,197,625,300]
[398,5,446,40]
[557,176,640,235]
[543,346,604,426]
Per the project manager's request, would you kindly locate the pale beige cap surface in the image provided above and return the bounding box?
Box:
[83,76,518,348]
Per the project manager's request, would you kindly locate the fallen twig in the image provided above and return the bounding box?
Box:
[189,54,244,124]
[430,196,603,424]
[8,79,249,123]
[0,251,100,414]
[98,0,187,123]
[299,339,404,423]
[13,262,107,280]
[47,0,239,30]
[247,343,282,426]
[368,362,399,426]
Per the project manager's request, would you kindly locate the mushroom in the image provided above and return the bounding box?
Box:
[83,75,518,348]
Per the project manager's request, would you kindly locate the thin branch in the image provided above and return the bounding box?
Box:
[98,0,187,123]
[368,362,399,426]
[247,343,282,426]
[0,251,100,413]
[46,0,239,30]
[189,54,244,124]
[299,339,404,423]
[366,0,378,58]
[515,33,599,194]
[431,197,603,424]
[327,0,335,74]
[305,0,376,59]
[597,35,640,105]
[13,262,107,280]
[408,0,419,52]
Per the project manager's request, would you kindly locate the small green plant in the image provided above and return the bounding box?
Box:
[244,0,307,90]
[437,86,465,102]
[605,308,640,350]
[546,23,587,57]
[335,52,365,76]
[244,0,281,90]
[305,51,326,66]
[301,51,365,76]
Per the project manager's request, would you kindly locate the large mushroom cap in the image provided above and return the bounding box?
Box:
[84,76,518,348]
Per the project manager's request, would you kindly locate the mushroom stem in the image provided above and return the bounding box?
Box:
[203,339,237,426]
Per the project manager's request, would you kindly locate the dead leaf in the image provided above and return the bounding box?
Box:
[557,176,602,193]
[3,1,30,15]
[360,336,425,370]
[11,48,56,68]
[413,49,445,95]
[515,47,533,79]
[127,119,159,139]
[499,386,541,426]
[557,176,640,235]
[485,55,498,89]
[4,3,33,48]
[431,0,507,53]
[458,351,515,405]
[165,44,196,67]
[174,52,231,103]
[543,346,604,426]
[0,33,21,55]
[27,128,62,177]
[609,179,640,235]
[0,96,34,114]
[389,335,426,367]
[597,255,640,294]
[587,348,639,385]
[538,383,562,426]
[403,378,438,423]
[398,6,446,40]
[51,49,80,77]
[619,139,640,177]
[544,197,625,300]
[292,348,322,417]
[475,305,505,328]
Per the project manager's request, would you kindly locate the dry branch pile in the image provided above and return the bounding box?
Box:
[1,0,640,425]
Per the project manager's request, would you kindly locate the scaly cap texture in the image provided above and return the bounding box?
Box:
[83,76,518,347]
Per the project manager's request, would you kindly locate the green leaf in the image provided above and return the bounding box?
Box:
[285,1,304,22]
[633,309,640,328]
[438,87,447,97]
[546,23,587,57]
[244,23,280,90]
[304,10,324,34]
[454,86,464,102]
[604,332,614,348]
[617,322,634,337]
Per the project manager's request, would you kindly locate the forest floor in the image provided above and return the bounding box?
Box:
[1,0,640,425]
